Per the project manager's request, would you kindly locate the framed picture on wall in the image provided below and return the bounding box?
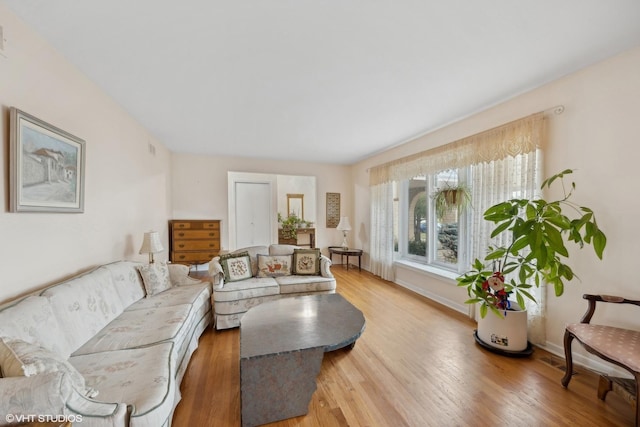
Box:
[326,192,340,228]
[9,108,86,213]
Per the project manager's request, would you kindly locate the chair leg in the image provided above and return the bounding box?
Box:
[597,375,613,401]
[561,329,575,387]
[634,373,639,427]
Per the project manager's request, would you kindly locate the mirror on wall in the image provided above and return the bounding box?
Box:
[277,175,316,222]
[287,194,304,219]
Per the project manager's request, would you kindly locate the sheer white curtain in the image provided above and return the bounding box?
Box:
[369,181,395,281]
[469,150,546,344]
[368,112,548,343]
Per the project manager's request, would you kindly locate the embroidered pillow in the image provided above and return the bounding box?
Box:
[138,261,172,297]
[220,251,253,282]
[257,254,292,277]
[0,337,98,398]
[292,248,321,275]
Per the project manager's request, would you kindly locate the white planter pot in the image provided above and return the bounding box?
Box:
[477,302,528,352]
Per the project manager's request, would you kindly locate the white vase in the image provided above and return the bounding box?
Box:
[477,302,528,352]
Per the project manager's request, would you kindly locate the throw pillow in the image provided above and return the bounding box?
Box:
[138,261,172,297]
[257,254,292,277]
[0,337,98,398]
[220,252,253,282]
[292,248,321,275]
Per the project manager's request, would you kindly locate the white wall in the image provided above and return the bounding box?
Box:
[0,5,172,302]
[171,154,352,253]
[352,46,640,365]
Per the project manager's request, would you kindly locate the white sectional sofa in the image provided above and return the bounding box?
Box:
[0,260,212,427]
[209,244,337,329]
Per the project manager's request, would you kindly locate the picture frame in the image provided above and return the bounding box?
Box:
[326,192,340,228]
[9,108,86,213]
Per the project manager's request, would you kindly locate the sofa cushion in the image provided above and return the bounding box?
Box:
[212,277,280,303]
[292,248,321,275]
[0,337,97,398]
[137,262,172,297]
[275,275,337,295]
[70,343,176,427]
[269,244,299,256]
[257,254,292,277]
[72,305,192,356]
[125,282,211,311]
[231,246,268,276]
[220,252,253,282]
[0,296,72,359]
[100,261,146,308]
[42,268,128,355]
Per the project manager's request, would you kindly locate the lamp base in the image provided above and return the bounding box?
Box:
[341,233,348,250]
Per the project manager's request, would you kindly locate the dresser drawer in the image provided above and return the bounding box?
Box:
[171,251,219,263]
[173,229,220,240]
[173,240,220,251]
[172,221,220,230]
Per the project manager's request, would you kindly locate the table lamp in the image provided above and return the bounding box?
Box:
[139,231,164,264]
[336,216,352,249]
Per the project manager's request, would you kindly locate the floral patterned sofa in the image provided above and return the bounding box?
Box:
[0,260,212,427]
[209,244,336,329]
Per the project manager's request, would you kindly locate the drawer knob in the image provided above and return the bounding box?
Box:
[178,244,185,248]
[178,232,185,237]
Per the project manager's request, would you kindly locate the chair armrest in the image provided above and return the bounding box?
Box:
[167,264,203,286]
[208,257,225,287]
[580,294,640,323]
[320,255,334,278]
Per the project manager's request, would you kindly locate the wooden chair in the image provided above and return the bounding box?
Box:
[561,294,640,426]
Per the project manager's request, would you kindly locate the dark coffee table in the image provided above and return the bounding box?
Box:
[240,293,365,427]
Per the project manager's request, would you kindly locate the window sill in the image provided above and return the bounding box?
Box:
[394,259,459,285]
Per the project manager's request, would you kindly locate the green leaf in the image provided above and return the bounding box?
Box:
[554,280,565,297]
[516,292,525,311]
[485,248,506,260]
[543,222,569,257]
[490,220,513,238]
[479,303,488,318]
[593,230,607,259]
[518,289,537,302]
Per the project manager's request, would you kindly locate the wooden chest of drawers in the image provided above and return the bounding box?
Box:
[169,220,221,265]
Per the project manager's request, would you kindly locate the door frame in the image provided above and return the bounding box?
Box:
[227,172,278,250]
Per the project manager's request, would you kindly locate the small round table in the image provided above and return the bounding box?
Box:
[328,247,363,271]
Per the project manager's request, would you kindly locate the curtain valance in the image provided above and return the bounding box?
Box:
[369,112,545,185]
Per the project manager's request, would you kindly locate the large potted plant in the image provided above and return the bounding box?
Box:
[456,169,607,352]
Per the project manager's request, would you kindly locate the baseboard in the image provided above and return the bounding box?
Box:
[394,278,468,316]
[539,342,632,378]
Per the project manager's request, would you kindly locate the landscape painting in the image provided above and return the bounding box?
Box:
[10,108,85,213]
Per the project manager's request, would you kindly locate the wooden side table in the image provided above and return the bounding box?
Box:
[328,247,363,271]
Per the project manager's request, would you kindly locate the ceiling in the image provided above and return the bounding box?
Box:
[4,1,640,164]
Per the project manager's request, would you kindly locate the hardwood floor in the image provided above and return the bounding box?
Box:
[173,268,634,426]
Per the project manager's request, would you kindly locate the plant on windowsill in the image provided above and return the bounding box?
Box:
[456,169,607,319]
[432,183,472,221]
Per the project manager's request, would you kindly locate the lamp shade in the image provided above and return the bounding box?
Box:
[336,216,351,231]
[139,231,164,255]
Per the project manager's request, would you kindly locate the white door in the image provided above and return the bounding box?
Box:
[234,182,272,248]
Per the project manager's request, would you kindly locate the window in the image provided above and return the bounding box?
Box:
[396,168,468,272]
